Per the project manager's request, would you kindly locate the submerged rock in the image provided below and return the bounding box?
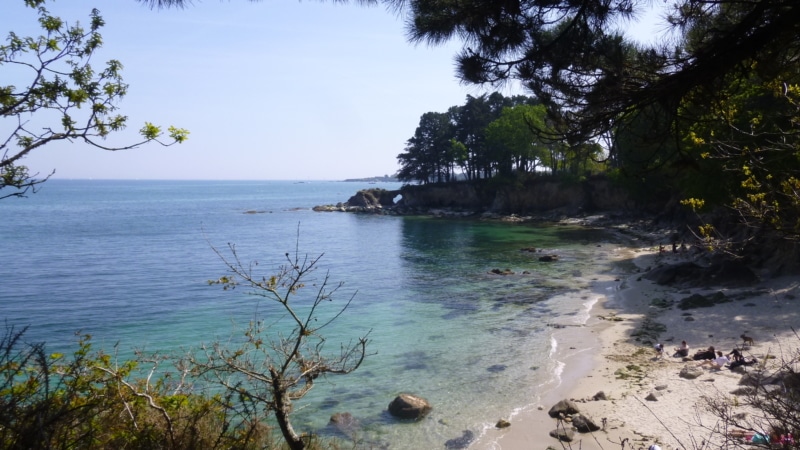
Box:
[444,430,475,449]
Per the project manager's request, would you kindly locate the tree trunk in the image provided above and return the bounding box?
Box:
[270,368,304,450]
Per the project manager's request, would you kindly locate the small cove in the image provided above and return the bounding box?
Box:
[0,179,632,448]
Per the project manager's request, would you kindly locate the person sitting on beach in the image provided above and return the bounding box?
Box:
[728,349,758,370]
[692,346,716,360]
[697,351,729,370]
[728,429,755,441]
[674,340,689,357]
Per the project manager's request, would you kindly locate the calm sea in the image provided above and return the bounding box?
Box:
[0,179,627,449]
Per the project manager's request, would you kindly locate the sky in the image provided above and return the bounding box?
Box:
[3,1,669,181]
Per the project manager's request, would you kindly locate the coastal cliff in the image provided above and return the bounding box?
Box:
[315,175,637,217]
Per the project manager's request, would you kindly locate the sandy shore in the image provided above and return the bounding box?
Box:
[477,241,800,450]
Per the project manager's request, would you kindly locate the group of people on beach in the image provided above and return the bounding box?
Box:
[653,340,758,371]
[730,427,795,447]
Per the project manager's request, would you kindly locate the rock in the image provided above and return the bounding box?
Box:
[496,419,511,428]
[444,430,475,449]
[739,372,766,386]
[645,392,659,401]
[548,399,580,418]
[592,391,607,401]
[654,384,669,391]
[539,254,559,262]
[679,366,704,379]
[487,364,507,373]
[731,386,757,396]
[387,393,432,420]
[646,260,757,288]
[571,414,601,432]
[549,428,575,442]
[489,268,515,275]
[346,188,399,208]
[678,292,730,310]
[328,412,359,438]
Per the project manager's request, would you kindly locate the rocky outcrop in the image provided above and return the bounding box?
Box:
[313,188,401,213]
[346,189,399,208]
[314,175,637,216]
[387,393,432,420]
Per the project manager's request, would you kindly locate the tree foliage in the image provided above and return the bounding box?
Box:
[0,326,275,449]
[390,0,800,142]
[1,1,188,199]
[397,92,601,184]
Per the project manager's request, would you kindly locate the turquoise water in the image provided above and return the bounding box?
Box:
[0,179,626,449]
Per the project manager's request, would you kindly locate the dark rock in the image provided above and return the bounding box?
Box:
[549,428,575,442]
[646,260,758,288]
[387,393,432,420]
[496,419,511,428]
[444,430,475,449]
[346,188,399,208]
[548,399,580,418]
[487,364,507,373]
[645,392,659,401]
[678,291,730,310]
[571,414,601,432]
[592,391,607,401]
[539,254,559,262]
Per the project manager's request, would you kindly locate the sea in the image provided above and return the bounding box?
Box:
[0,179,630,449]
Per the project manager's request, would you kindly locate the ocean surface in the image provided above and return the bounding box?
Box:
[0,179,628,449]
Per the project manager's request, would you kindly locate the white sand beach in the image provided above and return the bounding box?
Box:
[478,242,800,450]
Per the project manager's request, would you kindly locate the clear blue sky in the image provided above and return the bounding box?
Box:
[4,1,666,181]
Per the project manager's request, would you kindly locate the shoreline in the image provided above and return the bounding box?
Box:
[479,239,800,450]
[475,243,637,449]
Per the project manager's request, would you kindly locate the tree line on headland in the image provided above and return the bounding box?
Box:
[396,93,605,184]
